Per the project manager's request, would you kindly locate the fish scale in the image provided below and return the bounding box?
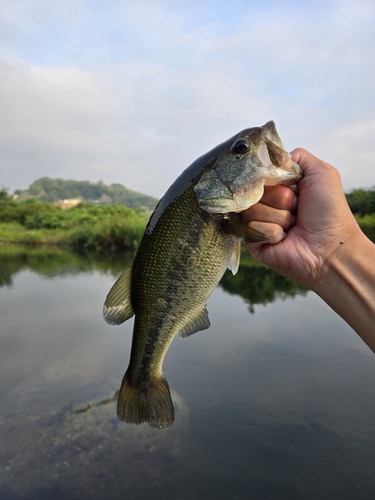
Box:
[103,121,303,429]
[129,183,236,369]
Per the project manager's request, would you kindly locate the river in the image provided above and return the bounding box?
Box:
[0,245,374,500]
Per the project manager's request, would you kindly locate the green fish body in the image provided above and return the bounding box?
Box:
[103,121,303,429]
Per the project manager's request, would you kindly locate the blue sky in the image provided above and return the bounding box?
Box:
[1,0,374,196]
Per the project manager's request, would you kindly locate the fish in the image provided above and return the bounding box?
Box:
[103,121,303,429]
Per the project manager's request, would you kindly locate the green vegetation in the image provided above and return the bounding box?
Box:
[11,179,375,216]
[0,188,148,253]
[219,248,307,312]
[0,243,308,311]
[2,181,375,309]
[0,244,132,288]
[1,183,375,256]
[15,177,158,211]
[346,187,375,217]
[345,187,375,242]
[354,214,375,242]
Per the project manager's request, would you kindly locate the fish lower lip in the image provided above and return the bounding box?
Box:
[289,161,303,176]
[274,158,302,176]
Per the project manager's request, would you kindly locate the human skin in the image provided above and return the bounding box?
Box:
[242,148,375,353]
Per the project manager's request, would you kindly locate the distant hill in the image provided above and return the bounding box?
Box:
[14,177,158,211]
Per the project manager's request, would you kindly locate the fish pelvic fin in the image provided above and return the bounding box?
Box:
[228,240,241,275]
[117,372,175,430]
[178,305,210,338]
[103,260,135,325]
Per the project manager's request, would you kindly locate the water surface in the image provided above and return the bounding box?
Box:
[0,246,374,500]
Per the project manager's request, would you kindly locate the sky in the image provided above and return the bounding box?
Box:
[1,0,375,197]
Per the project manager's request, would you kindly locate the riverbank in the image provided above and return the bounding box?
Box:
[0,219,147,253]
[0,214,374,254]
[0,198,148,253]
[1,194,374,253]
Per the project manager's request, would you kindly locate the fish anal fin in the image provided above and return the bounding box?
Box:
[178,306,210,339]
[103,260,135,325]
[117,372,174,430]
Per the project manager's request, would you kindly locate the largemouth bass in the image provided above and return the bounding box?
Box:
[103,121,303,429]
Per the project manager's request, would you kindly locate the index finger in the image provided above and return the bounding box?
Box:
[259,185,297,211]
[290,148,333,172]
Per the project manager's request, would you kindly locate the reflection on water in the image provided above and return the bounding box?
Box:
[0,244,132,286]
[1,381,190,500]
[219,252,307,312]
[0,245,375,500]
[0,245,306,312]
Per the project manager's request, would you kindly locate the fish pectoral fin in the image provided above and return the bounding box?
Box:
[244,225,268,243]
[103,260,135,325]
[228,240,241,275]
[221,216,268,244]
[178,305,210,339]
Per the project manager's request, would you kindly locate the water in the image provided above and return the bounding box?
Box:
[0,246,375,500]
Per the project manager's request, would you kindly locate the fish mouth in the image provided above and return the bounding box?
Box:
[259,121,302,178]
[262,120,285,149]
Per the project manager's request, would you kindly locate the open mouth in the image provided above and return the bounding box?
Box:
[262,120,284,148]
[257,137,291,172]
[260,121,301,175]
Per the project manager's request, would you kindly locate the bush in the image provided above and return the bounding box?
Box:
[346,188,375,216]
[356,214,375,242]
[0,197,149,253]
[0,198,61,225]
[70,216,146,253]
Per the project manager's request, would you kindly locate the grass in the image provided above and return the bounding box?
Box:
[1,192,375,255]
[355,214,375,242]
[0,198,149,254]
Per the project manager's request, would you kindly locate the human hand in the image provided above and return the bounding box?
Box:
[242,148,362,290]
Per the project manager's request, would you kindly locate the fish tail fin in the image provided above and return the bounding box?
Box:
[117,372,175,430]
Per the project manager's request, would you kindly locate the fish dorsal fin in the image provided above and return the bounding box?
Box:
[228,240,241,275]
[103,260,135,325]
[178,305,210,339]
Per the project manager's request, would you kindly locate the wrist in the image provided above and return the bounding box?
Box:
[309,214,364,291]
[312,230,375,352]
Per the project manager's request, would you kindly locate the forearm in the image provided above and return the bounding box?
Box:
[312,234,375,352]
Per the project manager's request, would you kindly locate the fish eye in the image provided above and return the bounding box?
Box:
[231,139,249,155]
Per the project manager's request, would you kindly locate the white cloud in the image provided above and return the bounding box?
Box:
[0,0,374,196]
[0,58,123,187]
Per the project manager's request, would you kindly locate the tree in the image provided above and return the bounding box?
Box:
[346,188,375,216]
